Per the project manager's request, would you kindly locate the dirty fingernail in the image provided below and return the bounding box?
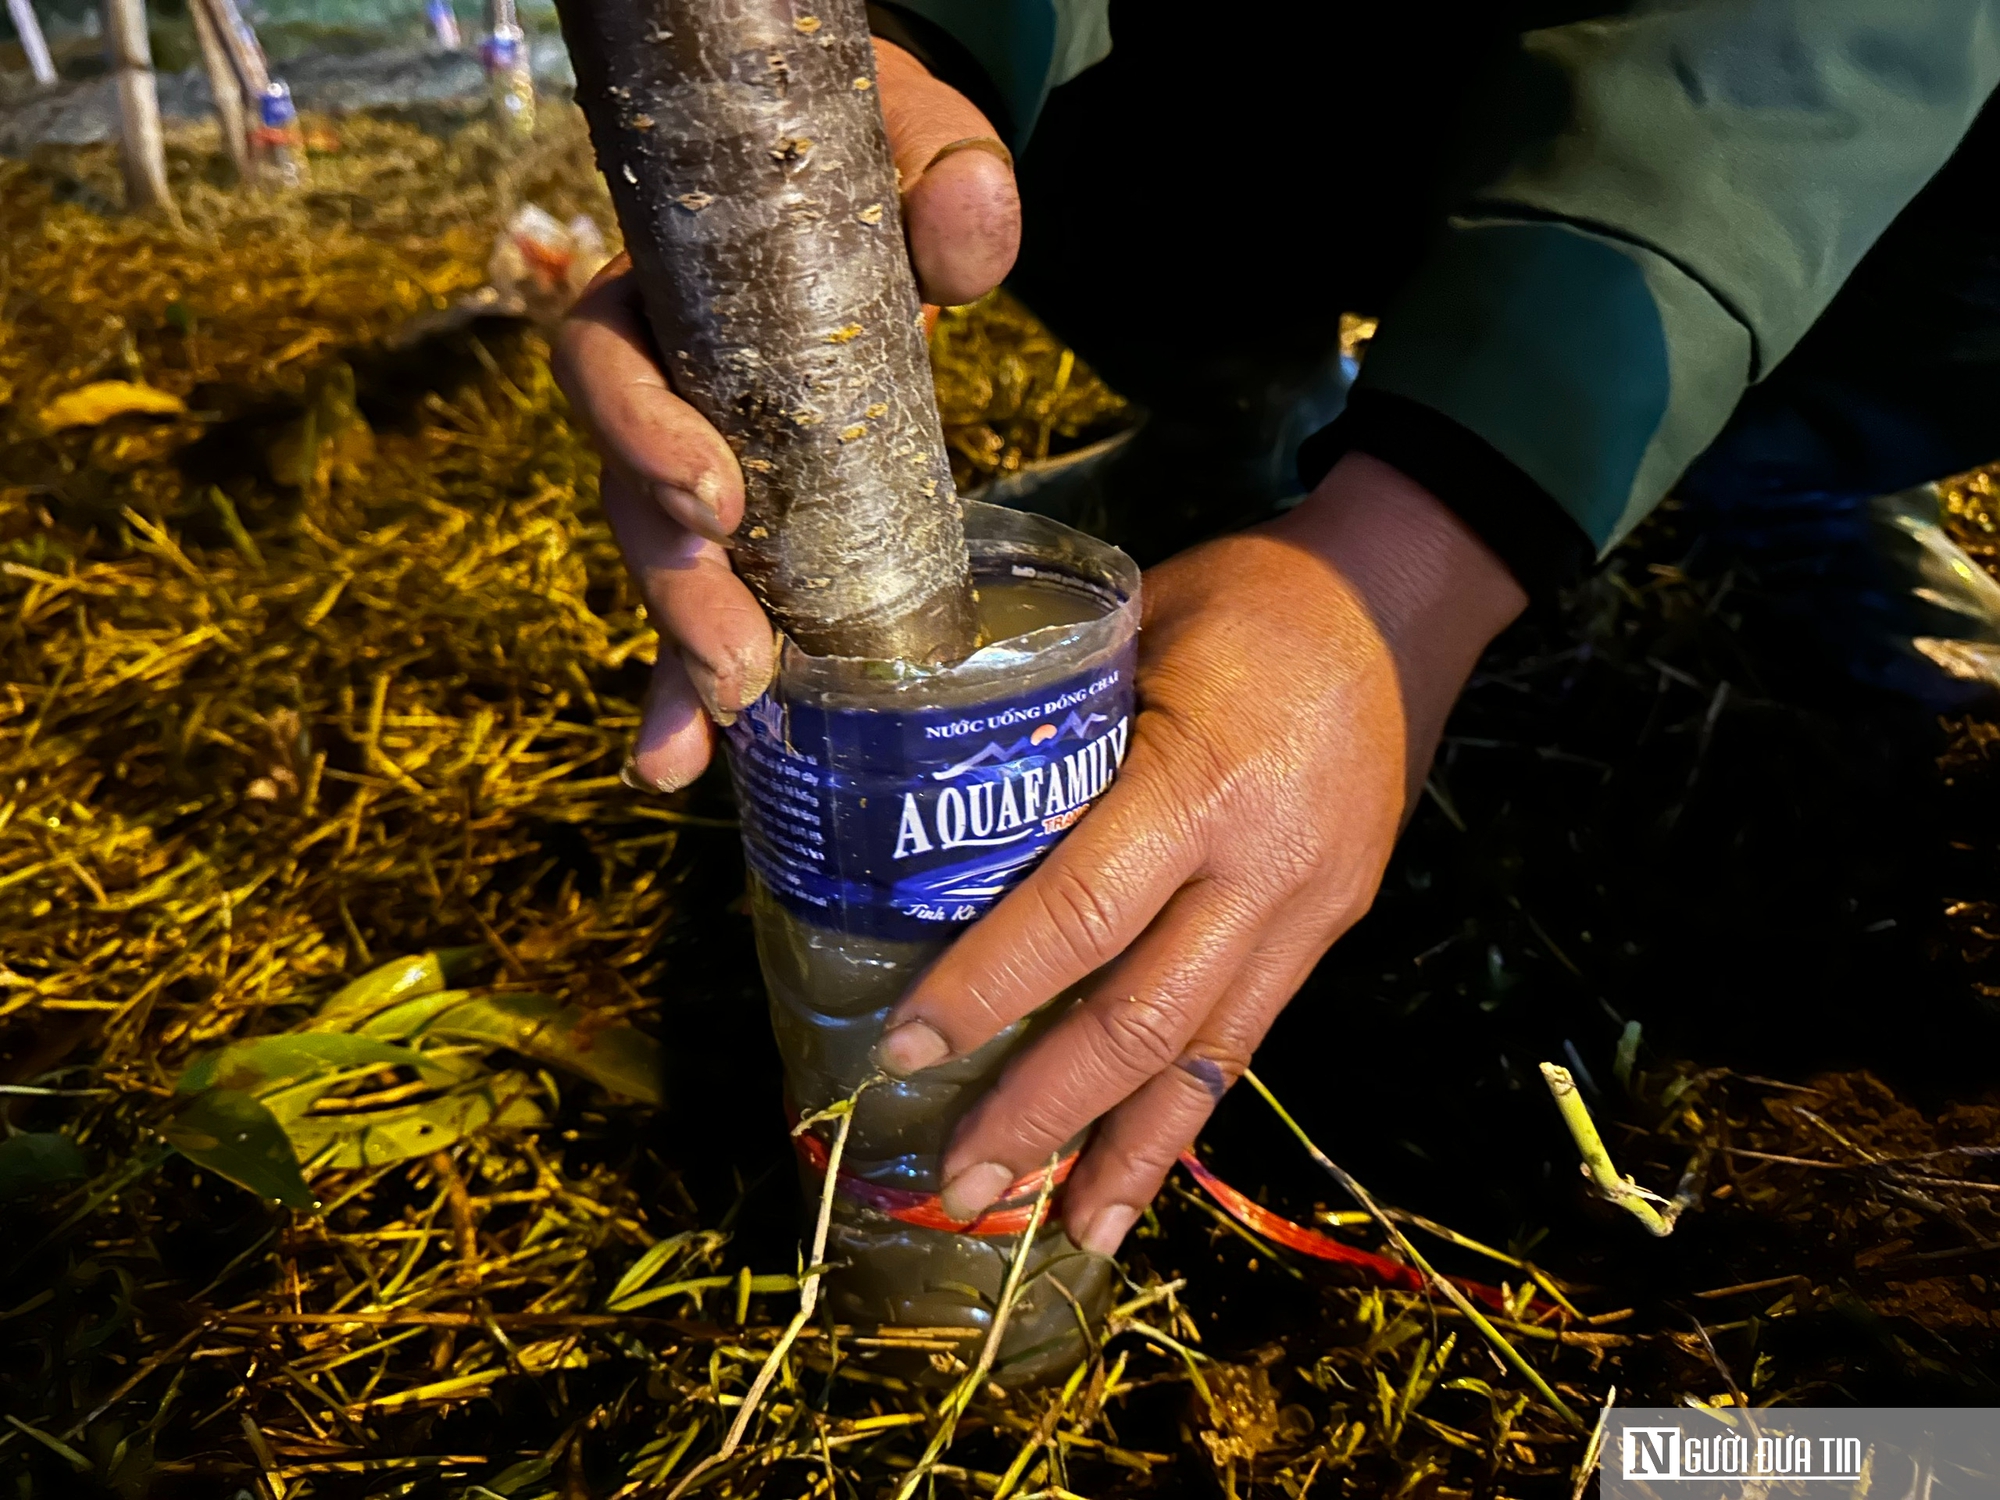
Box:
[682,654,739,727]
[621,755,687,795]
[939,1161,1014,1224]
[655,480,730,544]
[1076,1203,1141,1258]
[875,1020,951,1077]
[921,136,1014,178]
[737,638,777,709]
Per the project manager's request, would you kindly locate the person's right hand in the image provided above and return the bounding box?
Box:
[552,40,1021,793]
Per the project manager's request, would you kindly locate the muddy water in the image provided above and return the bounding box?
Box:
[970,576,1104,641]
[752,572,1121,1383]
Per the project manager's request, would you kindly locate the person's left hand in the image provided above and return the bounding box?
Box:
[871,453,1526,1255]
[552,37,1018,794]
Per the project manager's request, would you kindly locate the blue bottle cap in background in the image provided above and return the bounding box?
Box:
[260,81,297,129]
[482,28,523,71]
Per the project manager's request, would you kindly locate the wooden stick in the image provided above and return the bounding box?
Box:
[188,0,251,182]
[101,0,176,218]
[7,0,55,89]
[553,0,977,662]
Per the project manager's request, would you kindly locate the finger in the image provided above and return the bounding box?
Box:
[873,39,1020,305]
[625,650,716,794]
[555,259,745,540]
[875,721,1208,1075]
[1060,937,1326,1256]
[932,879,1268,1221]
[600,468,775,726]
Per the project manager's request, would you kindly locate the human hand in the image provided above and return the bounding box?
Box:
[872,452,1530,1253]
[551,39,1020,791]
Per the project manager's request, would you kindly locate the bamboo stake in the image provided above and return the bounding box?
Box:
[552,0,978,662]
[102,0,176,218]
[1539,1063,1681,1237]
[7,0,55,89]
[188,0,251,183]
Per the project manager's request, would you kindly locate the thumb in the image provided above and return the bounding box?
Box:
[874,38,1021,306]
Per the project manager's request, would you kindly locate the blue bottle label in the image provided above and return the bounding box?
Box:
[726,642,1138,940]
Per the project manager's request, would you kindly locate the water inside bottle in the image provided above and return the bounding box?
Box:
[753,568,1123,1384]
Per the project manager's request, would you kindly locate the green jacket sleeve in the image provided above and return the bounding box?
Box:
[1353,1,2000,558]
[885,0,1111,147]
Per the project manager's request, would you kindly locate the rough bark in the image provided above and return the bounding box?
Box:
[103,0,174,217]
[8,0,56,89]
[189,0,251,183]
[553,0,977,662]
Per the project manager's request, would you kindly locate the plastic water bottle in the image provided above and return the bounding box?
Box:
[254,81,308,191]
[480,24,535,137]
[427,0,461,50]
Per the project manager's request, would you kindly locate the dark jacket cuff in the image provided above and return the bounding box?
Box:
[1299,390,1595,600]
[866,2,1015,145]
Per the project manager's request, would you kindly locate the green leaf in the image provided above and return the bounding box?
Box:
[0,1132,88,1201]
[354,990,663,1102]
[478,1453,559,1496]
[278,1071,545,1170]
[176,1032,443,1096]
[605,1230,710,1309]
[417,994,663,1104]
[1613,1019,1643,1093]
[350,988,482,1040]
[160,1088,316,1210]
[3,1415,91,1472]
[316,947,487,1028]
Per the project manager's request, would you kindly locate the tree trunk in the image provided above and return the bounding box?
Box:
[7,0,56,89]
[189,0,251,183]
[552,0,977,663]
[103,0,174,217]
[208,0,269,98]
